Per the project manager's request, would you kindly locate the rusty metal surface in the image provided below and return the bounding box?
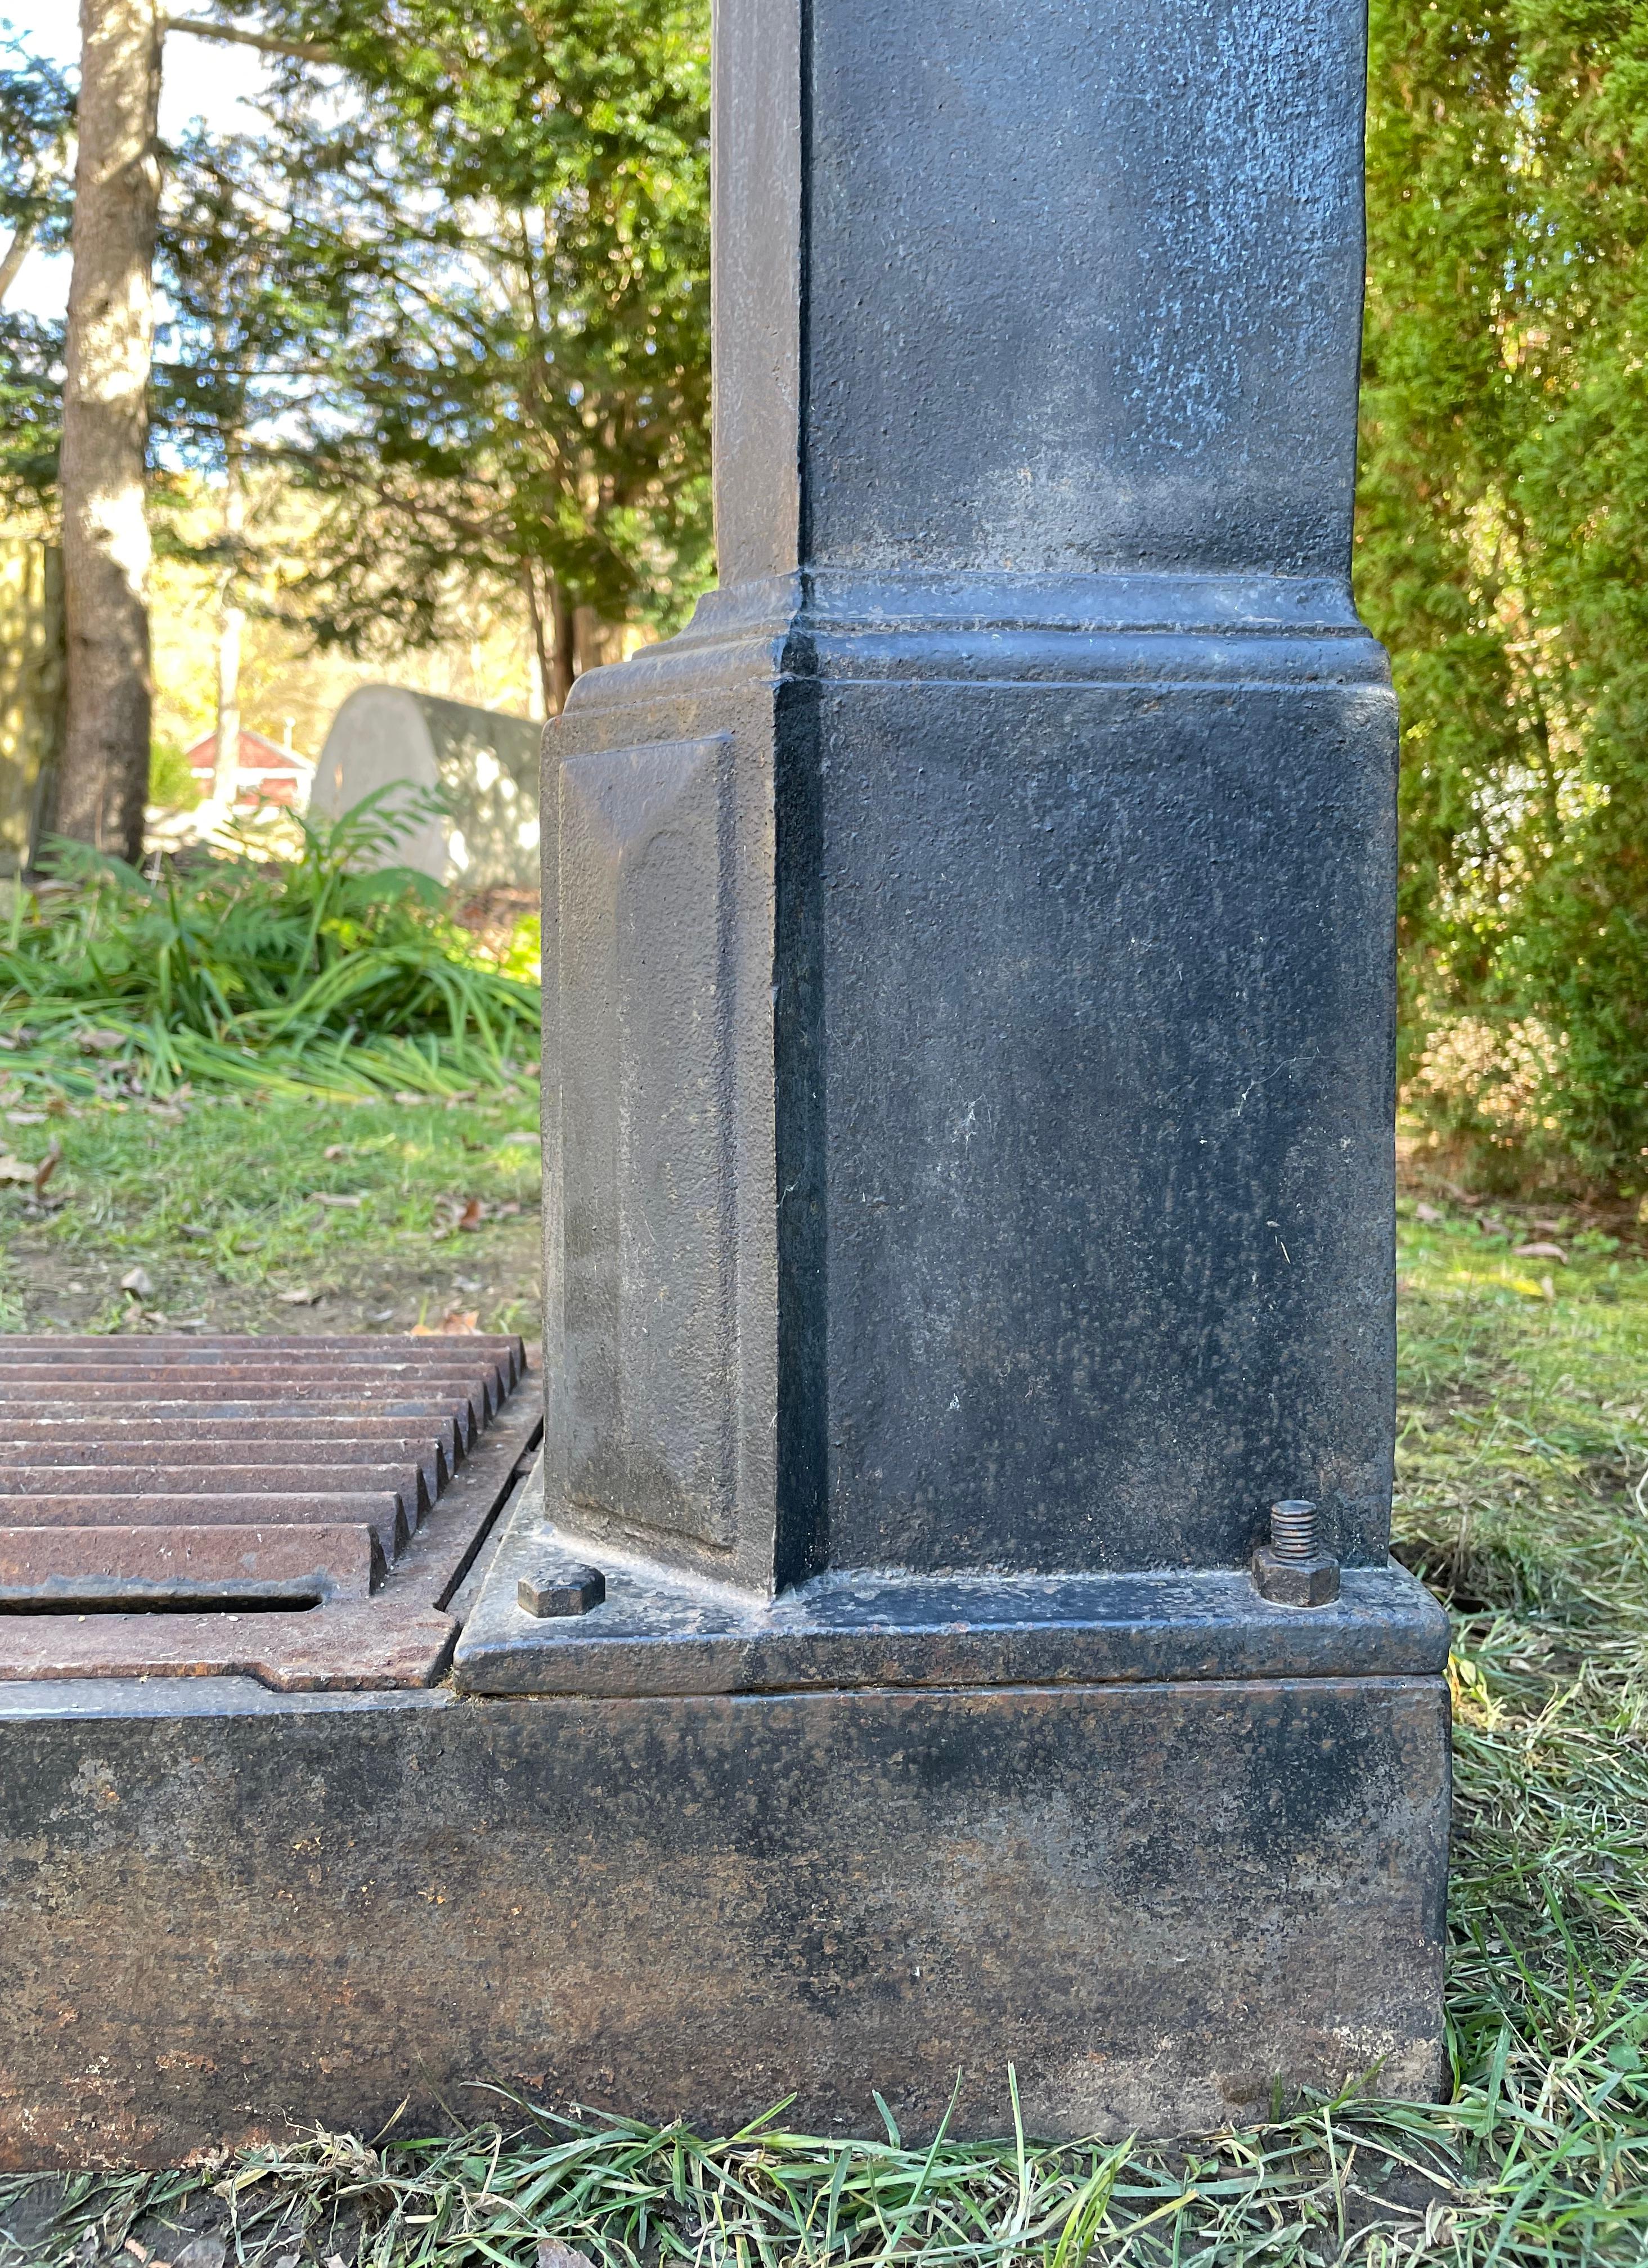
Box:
[0,1420,464,1490]
[0,1333,523,1384]
[0,1670,1451,2164]
[0,1396,539,1685]
[0,1462,432,1518]
[0,1523,384,1600]
[0,1372,502,1433]
[0,1335,538,1687]
[10,1491,411,1557]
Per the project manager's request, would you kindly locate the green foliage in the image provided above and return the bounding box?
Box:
[0,0,713,681]
[0,35,73,256]
[0,794,540,1097]
[176,0,714,680]
[1361,0,1648,1188]
[0,37,74,507]
[148,740,202,810]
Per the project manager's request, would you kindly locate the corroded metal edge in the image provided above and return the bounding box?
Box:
[451,1456,1451,1698]
[0,1398,543,1691]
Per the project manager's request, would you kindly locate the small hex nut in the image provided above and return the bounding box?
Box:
[518,1564,605,1618]
[1252,1545,1340,1608]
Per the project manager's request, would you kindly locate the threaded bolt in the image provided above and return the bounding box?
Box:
[1269,1500,1318,1564]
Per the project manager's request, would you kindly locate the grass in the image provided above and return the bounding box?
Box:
[0,1083,544,1338]
[4,1195,1648,2264]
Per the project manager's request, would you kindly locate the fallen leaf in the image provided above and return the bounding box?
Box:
[1413,1201,1443,1223]
[324,1142,347,1161]
[34,1140,61,1194]
[1514,1241,1568,1262]
[6,1107,44,1124]
[412,1309,480,1335]
[74,1027,127,1055]
[309,1191,365,1208]
[433,1194,489,1236]
[500,1130,538,1147]
[278,1286,319,1306]
[0,1153,37,1183]
[120,1265,154,1298]
[1542,1273,1556,1300]
[392,1090,428,1106]
[537,2245,596,2268]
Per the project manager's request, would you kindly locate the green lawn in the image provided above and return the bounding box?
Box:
[3,1191,1647,2264]
[0,1084,544,1339]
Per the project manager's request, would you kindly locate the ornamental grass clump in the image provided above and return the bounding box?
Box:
[0,794,540,1099]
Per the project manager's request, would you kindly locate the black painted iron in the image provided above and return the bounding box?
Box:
[460,0,1451,2117]
[0,1670,1449,2166]
[529,0,1400,1598]
[0,0,1451,2161]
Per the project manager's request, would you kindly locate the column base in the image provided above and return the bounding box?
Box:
[0,1652,1447,2167]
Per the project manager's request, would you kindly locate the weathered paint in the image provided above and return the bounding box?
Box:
[0,1670,1448,2167]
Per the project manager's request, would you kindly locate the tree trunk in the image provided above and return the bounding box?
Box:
[522,562,577,716]
[548,577,575,715]
[211,453,245,806]
[0,217,37,305]
[48,0,162,866]
[520,562,553,717]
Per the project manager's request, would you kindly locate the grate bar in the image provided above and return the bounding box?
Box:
[0,1419,462,1487]
[0,1521,384,1601]
[7,1491,410,1558]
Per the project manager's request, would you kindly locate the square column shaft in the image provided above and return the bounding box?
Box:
[539,0,1398,1594]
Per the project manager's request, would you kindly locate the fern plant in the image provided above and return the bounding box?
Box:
[0,793,541,1098]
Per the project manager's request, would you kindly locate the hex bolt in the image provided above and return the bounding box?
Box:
[518,1564,605,1618]
[1252,1498,1340,1608]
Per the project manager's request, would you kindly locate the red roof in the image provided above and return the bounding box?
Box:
[186,730,314,808]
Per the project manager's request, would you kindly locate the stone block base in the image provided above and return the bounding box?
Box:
[0,1669,1447,2167]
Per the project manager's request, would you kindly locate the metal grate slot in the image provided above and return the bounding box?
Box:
[0,1590,324,1616]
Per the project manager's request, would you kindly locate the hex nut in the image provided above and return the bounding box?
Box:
[518,1564,605,1618]
[1252,1544,1340,1607]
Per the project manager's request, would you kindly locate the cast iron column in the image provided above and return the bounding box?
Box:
[457,0,1451,2134]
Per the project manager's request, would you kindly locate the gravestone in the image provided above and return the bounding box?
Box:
[311,684,541,887]
[455,0,1451,2128]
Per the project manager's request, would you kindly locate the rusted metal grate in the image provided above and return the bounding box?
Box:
[0,1334,541,1689]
